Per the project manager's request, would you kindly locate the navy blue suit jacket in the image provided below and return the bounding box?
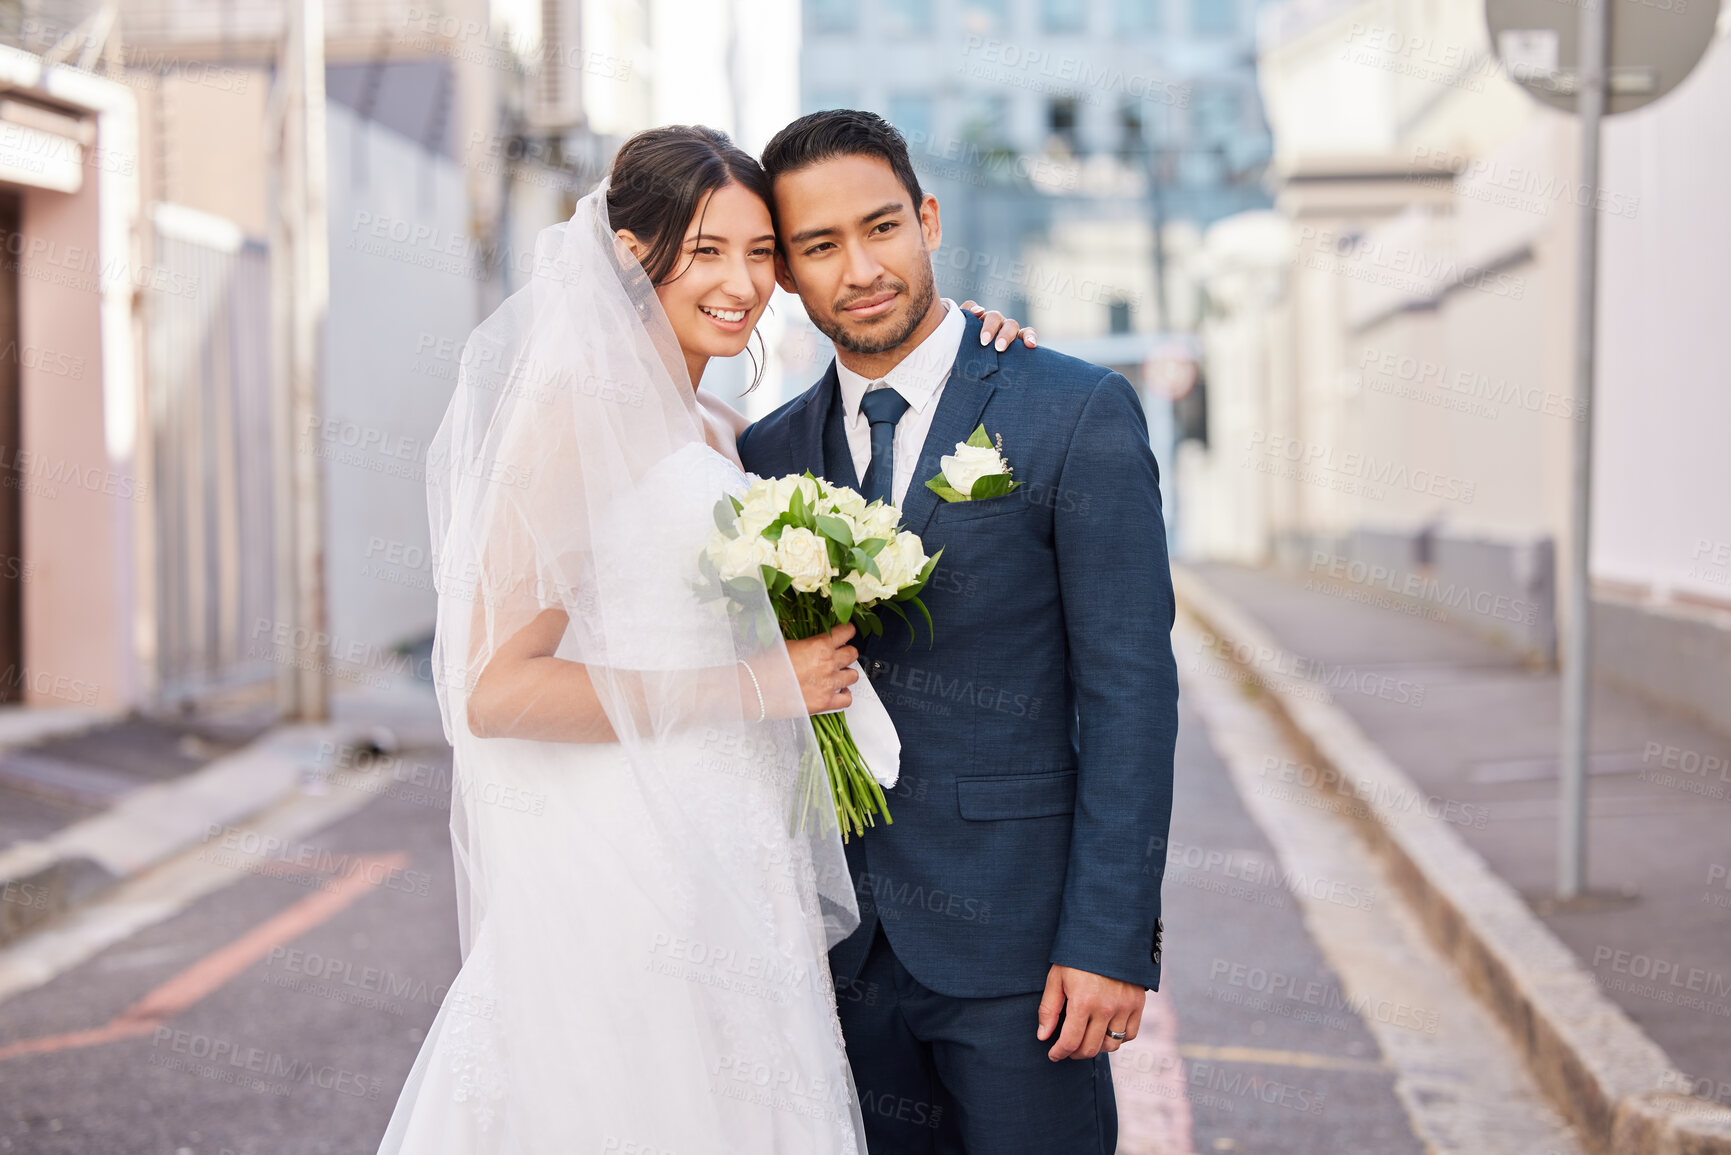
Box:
[738,313,1178,998]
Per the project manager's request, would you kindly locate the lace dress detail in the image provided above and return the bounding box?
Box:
[444,932,506,1132]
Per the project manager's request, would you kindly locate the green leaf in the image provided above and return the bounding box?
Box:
[831,580,856,624]
[966,423,993,449]
[925,476,968,504]
[969,473,1018,501]
[907,595,935,646]
[849,547,881,580]
[729,494,744,514]
[859,536,887,557]
[815,514,855,549]
[725,576,762,598]
[878,600,909,630]
[762,520,786,542]
[713,496,739,534]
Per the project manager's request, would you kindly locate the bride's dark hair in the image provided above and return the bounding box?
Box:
[605,125,774,286]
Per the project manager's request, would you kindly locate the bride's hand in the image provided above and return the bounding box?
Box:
[961,300,1038,353]
[782,624,860,716]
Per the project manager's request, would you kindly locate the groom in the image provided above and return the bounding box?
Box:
[739,110,1178,1154]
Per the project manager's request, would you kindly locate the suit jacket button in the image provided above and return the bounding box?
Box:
[867,660,887,680]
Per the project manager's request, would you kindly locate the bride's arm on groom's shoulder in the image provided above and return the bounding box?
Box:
[464,608,861,742]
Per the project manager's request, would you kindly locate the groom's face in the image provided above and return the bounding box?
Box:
[772,154,942,356]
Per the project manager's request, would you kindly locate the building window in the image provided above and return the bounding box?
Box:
[1191,0,1236,36]
[884,0,933,36]
[959,0,1010,33]
[1048,96,1080,154]
[1108,299,1133,334]
[1042,0,1089,33]
[887,96,934,148]
[1117,99,1145,159]
[1190,88,1241,147]
[1116,0,1163,34]
[959,93,1010,147]
[806,0,857,34]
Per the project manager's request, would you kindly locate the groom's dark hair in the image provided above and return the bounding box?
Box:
[761,110,924,210]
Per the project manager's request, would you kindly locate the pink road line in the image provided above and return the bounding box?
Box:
[0,852,408,1063]
[1112,988,1197,1155]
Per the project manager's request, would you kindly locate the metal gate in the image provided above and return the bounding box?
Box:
[147,203,276,703]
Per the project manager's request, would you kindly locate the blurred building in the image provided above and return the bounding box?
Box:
[0,0,526,713]
[1175,0,1731,731]
[0,0,805,714]
[0,27,139,713]
[797,0,1274,345]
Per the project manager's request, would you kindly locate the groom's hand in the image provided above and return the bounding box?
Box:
[1037,965,1147,1061]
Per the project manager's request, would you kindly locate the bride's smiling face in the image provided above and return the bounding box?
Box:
[618,181,777,376]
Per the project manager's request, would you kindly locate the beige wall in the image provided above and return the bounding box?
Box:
[1192,0,1731,643]
[1594,35,1731,605]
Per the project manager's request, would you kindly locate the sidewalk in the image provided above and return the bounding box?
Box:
[0,675,446,947]
[1180,563,1731,1116]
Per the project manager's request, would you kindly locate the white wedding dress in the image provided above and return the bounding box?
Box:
[377,189,871,1154]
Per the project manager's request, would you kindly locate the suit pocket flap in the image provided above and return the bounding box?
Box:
[934,492,1026,522]
[956,770,1077,820]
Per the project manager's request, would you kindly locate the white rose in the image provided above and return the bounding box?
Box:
[874,531,929,593]
[847,567,898,605]
[826,484,870,524]
[768,474,822,513]
[859,502,902,541]
[775,527,835,593]
[940,443,1008,496]
[736,481,780,538]
[714,531,776,582]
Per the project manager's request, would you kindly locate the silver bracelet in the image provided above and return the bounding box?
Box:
[737,658,765,723]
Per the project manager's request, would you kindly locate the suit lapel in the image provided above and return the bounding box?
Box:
[793,361,843,481]
[898,325,999,540]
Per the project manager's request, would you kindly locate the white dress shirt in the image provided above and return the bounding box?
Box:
[834,300,966,507]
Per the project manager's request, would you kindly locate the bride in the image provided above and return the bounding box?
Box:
[377,125,1028,1154]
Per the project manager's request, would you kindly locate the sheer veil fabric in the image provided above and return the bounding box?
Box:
[376,185,866,1154]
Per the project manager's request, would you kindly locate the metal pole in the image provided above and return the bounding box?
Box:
[272,0,330,722]
[268,12,298,719]
[1559,0,1609,899]
[292,0,330,721]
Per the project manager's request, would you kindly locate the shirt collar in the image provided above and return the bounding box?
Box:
[835,299,965,420]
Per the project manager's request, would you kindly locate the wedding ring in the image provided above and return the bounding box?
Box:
[1106,1029,1128,1041]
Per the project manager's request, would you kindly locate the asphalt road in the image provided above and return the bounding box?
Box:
[0,683,1536,1155]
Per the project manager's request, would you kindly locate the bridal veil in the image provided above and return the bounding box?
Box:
[376,183,866,1154]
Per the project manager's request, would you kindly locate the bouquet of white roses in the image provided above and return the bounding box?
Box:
[702,473,939,839]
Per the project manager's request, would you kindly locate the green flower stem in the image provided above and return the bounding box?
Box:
[777,595,894,841]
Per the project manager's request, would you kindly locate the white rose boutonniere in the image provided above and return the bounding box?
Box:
[925,424,1020,503]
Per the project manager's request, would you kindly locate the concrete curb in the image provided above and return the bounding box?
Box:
[1173,564,1731,1155]
[0,723,363,948]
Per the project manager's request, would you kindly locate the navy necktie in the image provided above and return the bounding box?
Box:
[859,386,911,506]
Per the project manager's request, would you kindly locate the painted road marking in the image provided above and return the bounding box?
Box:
[1176,1044,1386,1073]
[1114,989,1197,1154]
[0,761,395,1007]
[0,852,407,1062]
